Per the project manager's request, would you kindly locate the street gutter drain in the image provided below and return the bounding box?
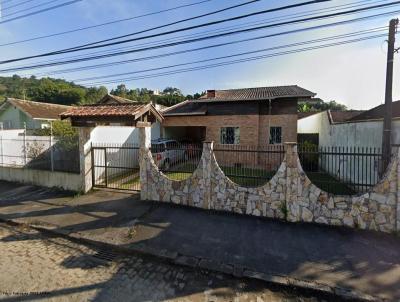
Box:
[92,250,118,263]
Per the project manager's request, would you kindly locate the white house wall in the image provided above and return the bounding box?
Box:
[91,123,161,145]
[318,120,400,148]
[298,113,400,191]
[90,123,161,181]
[297,111,327,134]
[298,111,400,147]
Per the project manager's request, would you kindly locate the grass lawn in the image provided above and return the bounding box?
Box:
[306,172,356,195]
[162,163,276,187]
[105,163,357,195]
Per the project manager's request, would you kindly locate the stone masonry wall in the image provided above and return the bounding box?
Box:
[139,128,400,233]
[290,148,398,232]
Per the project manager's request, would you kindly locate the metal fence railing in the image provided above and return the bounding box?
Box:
[213,144,285,187]
[298,145,388,194]
[92,143,140,191]
[151,141,203,181]
[0,136,80,174]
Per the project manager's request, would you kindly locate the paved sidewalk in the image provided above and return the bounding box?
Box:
[0,181,399,301]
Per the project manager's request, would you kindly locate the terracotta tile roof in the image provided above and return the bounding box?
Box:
[4,98,72,120]
[60,103,148,118]
[199,85,315,101]
[60,103,164,123]
[97,94,137,104]
[329,110,365,123]
[347,100,400,122]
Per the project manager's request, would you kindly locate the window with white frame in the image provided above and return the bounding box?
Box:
[1,120,12,129]
[220,127,240,144]
[269,127,282,144]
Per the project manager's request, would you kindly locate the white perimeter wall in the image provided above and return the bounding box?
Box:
[90,122,161,145]
[298,113,400,189]
[298,112,400,147]
[0,166,82,191]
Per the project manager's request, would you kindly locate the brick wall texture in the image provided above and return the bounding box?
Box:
[162,114,297,145]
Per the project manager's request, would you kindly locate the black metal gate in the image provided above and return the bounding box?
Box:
[91,143,140,191]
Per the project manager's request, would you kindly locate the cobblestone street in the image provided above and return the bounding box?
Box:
[0,223,329,302]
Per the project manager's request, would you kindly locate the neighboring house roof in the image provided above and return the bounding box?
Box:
[297,110,365,123]
[60,103,163,125]
[328,110,365,123]
[0,98,72,120]
[198,85,315,101]
[347,100,400,122]
[97,94,137,104]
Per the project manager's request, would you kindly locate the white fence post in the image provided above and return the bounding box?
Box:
[138,122,151,201]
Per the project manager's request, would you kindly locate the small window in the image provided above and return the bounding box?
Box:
[220,127,240,144]
[269,127,282,144]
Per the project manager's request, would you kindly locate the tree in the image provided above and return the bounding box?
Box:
[162,87,182,96]
[34,120,78,151]
[83,86,108,104]
[298,98,348,112]
[111,84,128,98]
[0,75,202,108]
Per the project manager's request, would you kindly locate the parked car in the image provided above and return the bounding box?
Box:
[151,139,186,170]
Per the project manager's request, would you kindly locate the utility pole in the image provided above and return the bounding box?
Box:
[382,18,398,171]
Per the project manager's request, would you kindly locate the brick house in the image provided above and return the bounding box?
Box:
[162,85,316,146]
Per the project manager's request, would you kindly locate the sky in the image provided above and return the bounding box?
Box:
[0,0,400,110]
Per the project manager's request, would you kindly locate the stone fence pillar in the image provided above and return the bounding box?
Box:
[138,122,151,201]
[203,141,213,209]
[78,127,94,193]
[397,148,400,232]
[284,142,301,222]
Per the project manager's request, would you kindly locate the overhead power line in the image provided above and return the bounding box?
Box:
[2,0,62,18]
[60,0,327,52]
[1,3,399,72]
[1,0,15,5]
[34,25,389,78]
[0,0,331,63]
[0,0,82,25]
[2,0,37,11]
[25,0,391,74]
[83,33,389,86]
[0,0,213,47]
[74,27,387,83]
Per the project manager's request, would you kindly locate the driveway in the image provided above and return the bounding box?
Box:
[0,181,399,301]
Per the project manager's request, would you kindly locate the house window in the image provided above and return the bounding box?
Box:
[269,127,282,144]
[1,120,12,129]
[220,127,240,144]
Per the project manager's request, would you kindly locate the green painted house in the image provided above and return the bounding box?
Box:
[0,98,72,129]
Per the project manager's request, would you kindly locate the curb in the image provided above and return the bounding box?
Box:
[0,218,384,302]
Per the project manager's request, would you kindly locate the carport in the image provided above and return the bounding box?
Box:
[163,126,206,142]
